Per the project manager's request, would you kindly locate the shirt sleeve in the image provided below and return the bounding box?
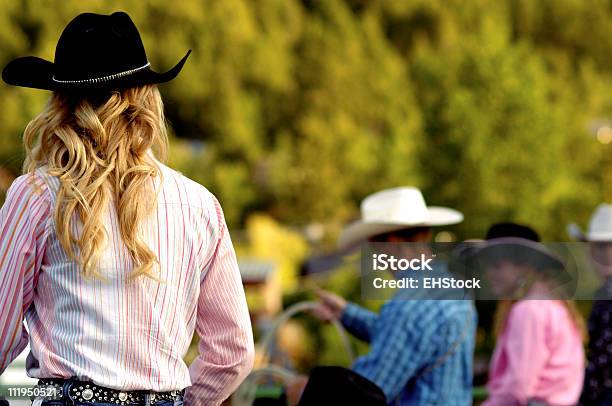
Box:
[184,194,255,405]
[350,301,439,401]
[340,302,378,343]
[0,173,51,374]
[485,301,549,405]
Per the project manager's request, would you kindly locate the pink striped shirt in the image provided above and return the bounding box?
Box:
[0,161,254,405]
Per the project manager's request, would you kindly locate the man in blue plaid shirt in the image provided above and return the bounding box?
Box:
[339,280,476,404]
[288,187,477,405]
[314,243,476,404]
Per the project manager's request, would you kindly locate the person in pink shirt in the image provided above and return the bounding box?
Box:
[478,223,585,406]
[0,11,254,406]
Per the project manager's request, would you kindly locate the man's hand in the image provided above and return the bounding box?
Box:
[286,375,308,405]
[311,289,347,322]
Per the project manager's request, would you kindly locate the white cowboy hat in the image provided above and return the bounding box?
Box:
[568,203,612,242]
[338,187,463,250]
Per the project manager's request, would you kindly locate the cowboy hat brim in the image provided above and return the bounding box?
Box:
[338,206,463,250]
[474,237,565,271]
[2,50,191,91]
[473,237,574,289]
[567,222,612,242]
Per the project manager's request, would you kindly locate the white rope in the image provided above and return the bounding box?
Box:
[232,365,296,406]
[259,301,354,364]
[232,301,355,406]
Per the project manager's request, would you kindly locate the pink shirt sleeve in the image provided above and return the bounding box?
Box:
[0,172,51,373]
[485,301,549,405]
[184,194,255,405]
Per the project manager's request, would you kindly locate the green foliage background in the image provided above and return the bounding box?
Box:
[1,0,611,394]
[2,0,611,241]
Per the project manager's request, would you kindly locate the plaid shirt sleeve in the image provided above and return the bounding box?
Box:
[340,302,378,342]
[349,301,440,402]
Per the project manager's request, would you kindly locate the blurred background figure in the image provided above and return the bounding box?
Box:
[568,205,612,406]
[288,187,477,406]
[478,223,585,406]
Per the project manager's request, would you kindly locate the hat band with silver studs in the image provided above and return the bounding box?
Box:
[51,62,150,84]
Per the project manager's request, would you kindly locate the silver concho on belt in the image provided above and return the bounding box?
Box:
[81,388,94,400]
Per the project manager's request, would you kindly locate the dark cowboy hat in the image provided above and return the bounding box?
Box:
[297,366,387,406]
[485,222,541,242]
[476,223,565,271]
[2,11,190,91]
[476,237,566,271]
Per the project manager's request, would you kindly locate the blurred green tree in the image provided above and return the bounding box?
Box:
[0,0,611,238]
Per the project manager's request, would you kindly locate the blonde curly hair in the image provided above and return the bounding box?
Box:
[22,84,168,281]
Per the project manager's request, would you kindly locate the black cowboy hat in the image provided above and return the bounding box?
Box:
[2,11,190,91]
[485,222,541,242]
[473,223,577,290]
[476,237,566,271]
[477,223,565,271]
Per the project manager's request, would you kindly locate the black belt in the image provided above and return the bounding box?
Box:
[36,378,185,405]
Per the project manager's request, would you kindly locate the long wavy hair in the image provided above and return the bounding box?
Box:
[22,85,168,281]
